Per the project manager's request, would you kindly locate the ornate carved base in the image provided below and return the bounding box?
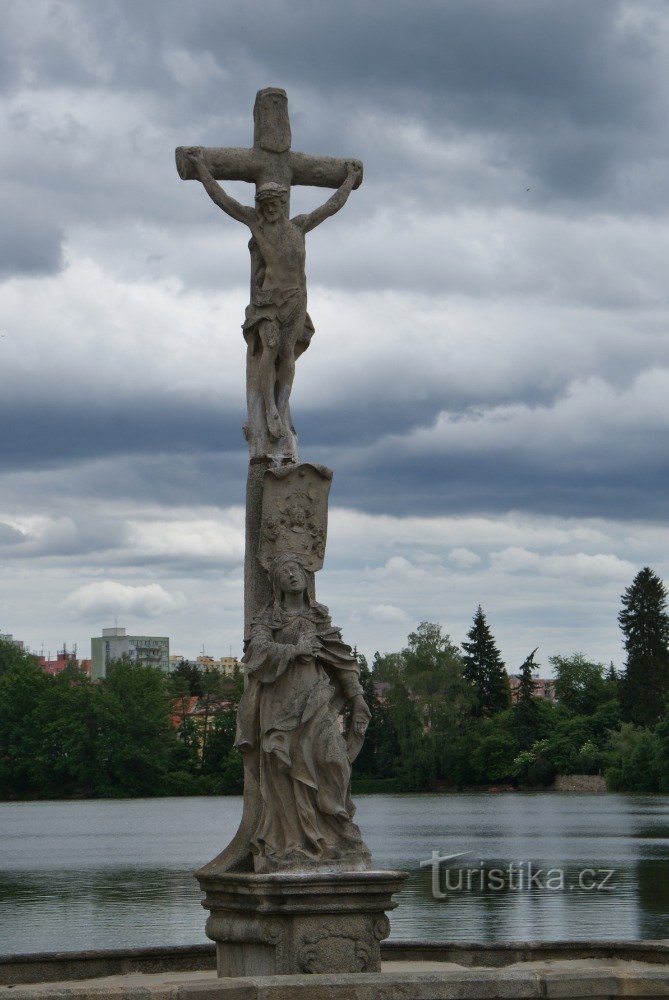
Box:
[196,868,407,976]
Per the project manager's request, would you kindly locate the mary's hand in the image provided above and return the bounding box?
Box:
[351,693,371,736]
[346,694,371,762]
[294,635,321,659]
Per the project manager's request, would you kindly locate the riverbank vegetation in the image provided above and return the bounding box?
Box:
[0,652,244,799]
[1,567,668,800]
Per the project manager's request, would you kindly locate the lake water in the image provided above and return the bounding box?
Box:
[1,793,668,955]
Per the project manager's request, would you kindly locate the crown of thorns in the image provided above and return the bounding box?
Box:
[255,182,288,202]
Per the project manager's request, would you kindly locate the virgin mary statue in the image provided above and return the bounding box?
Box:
[235,553,372,872]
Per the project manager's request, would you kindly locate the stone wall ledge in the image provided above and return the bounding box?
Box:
[1,958,669,1000]
[1,940,668,987]
[553,775,607,793]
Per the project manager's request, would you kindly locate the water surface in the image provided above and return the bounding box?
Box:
[1,793,667,955]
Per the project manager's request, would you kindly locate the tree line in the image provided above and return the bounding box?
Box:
[354,566,669,793]
[0,649,243,799]
[1,566,668,800]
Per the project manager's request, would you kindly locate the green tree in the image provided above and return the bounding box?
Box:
[168,671,195,727]
[542,711,606,775]
[198,701,244,793]
[656,716,669,793]
[605,662,619,686]
[468,711,519,784]
[370,651,403,683]
[514,647,542,750]
[576,740,603,775]
[0,644,51,798]
[606,723,662,792]
[513,739,556,788]
[202,706,237,774]
[462,606,511,716]
[374,623,474,789]
[171,715,201,777]
[29,670,99,798]
[197,668,230,766]
[618,567,669,726]
[94,658,176,797]
[0,639,40,678]
[354,656,401,780]
[170,659,204,696]
[400,622,473,734]
[550,653,610,716]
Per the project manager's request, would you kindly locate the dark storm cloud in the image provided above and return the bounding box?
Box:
[0,383,558,479]
[9,0,629,119]
[4,0,668,225]
[0,514,128,561]
[2,0,668,532]
[324,447,669,524]
[0,399,240,468]
[1,0,666,294]
[4,400,665,526]
[1,302,665,528]
[133,1,669,211]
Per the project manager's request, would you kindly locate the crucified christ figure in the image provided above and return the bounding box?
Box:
[185,148,361,456]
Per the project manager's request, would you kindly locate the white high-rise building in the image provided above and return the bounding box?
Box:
[90,627,170,680]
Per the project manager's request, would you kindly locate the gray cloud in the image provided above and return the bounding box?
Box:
[2,0,667,250]
[63,581,185,619]
[2,0,669,661]
[0,401,238,467]
[0,521,26,544]
[0,197,63,277]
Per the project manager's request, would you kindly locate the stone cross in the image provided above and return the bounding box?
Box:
[176,88,407,976]
[175,87,362,211]
[176,88,362,467]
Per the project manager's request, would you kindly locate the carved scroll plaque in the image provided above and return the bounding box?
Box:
[258,463,333,572]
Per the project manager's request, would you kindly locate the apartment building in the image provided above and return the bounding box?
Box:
[91,627,170,680]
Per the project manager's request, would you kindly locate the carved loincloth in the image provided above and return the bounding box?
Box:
[242,286,314,358]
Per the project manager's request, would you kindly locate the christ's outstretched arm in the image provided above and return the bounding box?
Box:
[295,161,362,234]
[186,147,255,227]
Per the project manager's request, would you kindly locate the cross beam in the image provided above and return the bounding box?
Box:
[175,87,362,205]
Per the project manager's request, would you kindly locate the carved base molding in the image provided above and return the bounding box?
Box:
[196,868,407,977]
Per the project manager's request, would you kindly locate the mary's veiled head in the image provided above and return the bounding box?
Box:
[268,553,309,605]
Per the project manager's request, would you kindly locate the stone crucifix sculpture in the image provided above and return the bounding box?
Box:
[175,90,406,978]
[176,87,362,463]
[176,87,370,874]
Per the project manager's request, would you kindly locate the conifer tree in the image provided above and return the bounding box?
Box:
[353,654,401,780]
[618,567,669,726]
[462,606,511,716]
[514,647,541,750]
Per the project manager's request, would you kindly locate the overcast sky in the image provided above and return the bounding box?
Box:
[1,0,668,671]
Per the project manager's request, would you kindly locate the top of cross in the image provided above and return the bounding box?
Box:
[175,87,362,210]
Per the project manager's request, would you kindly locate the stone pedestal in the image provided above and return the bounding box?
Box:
[196,869,407,977]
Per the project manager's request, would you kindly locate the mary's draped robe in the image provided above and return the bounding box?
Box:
[235,600,371,872]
